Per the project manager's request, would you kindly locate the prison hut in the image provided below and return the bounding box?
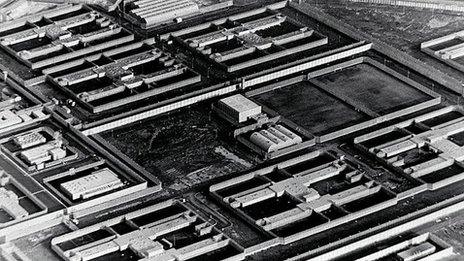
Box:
[397,242,436,261]
[13,132,47,149]
[19,140,66,166]
[60,168,124,200]
[127,0,199,27]
[249,125,302,153]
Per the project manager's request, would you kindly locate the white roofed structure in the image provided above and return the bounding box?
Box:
[218,94,262,123]
[60,168,124,200]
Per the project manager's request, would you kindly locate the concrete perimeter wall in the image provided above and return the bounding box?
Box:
[82,84,239,135]
[242,43,372,88]
[347,0,464,12]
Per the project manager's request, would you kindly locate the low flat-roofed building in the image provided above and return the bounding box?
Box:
[19,141,63,165]
[218,94,262,123]
[397,242,436,261]
[60,168,124,200]
[49,147,66,161]
[13,132,47,149]
[0,187,28,220]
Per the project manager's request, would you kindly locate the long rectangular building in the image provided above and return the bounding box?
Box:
[60,168,124,200]
[128,0,199,27]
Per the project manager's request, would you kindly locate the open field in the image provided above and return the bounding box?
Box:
[318,63,431,114]
[101,104,256,189]
[254,81,370,135]
[305,0,464,86]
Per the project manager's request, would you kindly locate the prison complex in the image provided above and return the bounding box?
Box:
[1,1,464,261]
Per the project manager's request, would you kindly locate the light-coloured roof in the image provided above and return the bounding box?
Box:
[219,94,260,114]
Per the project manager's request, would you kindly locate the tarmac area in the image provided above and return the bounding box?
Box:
[11,224,70,261]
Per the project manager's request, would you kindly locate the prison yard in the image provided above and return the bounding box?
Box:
[3,1,464,261]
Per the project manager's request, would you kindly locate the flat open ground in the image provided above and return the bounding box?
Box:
[318,63,432,115]
[12,224,71,261]
[412,207,464,256]
[101,105,256,189]
[254,81,370,135]
[303,0,464,87]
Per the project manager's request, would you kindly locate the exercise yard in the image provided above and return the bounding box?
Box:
[317,63,432,115]
[254,81,370,135]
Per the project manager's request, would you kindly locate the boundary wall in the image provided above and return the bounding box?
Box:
[347,0,464,12]
[82,84,239,135]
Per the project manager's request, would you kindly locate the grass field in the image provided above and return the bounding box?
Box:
[254,81,370,135]
[318,63,432,115]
